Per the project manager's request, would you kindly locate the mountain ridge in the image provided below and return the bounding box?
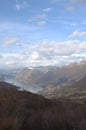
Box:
[16,61,86,89]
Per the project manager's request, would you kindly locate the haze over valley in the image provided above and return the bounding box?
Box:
[0,60,86,95]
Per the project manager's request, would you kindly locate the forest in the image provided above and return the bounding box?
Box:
[0,81,86,130]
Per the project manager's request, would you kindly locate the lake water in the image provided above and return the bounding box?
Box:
[6,79,43,93]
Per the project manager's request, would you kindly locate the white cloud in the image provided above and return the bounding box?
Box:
[42,8,53,12]
[0,22,37,44]
[3,37,19,48]
[69,31,86,38]
[22,40,86,67]
[37,21,46,26]
[31,40,82,57]
[66,5,75,11]
[5,61,16,65]
[28,14,47,26]
[31,52,40,60]
[15,0,28,10]
[16,4,21,10]
[1,40,86,68]
[36,14,46,19]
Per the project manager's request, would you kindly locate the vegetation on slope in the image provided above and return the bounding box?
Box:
[39,75,86,103]
[0,81,86,130]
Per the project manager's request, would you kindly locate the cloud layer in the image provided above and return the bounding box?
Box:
[15,0,28,10]
[3,37,19,48]
[69,31,86,38]
[1,39,86,68]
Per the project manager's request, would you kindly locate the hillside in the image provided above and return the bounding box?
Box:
[0,81,20,89]
[39,75,86,103]
[0,82,86,130]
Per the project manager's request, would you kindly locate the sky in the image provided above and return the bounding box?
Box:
[0,0,86,69]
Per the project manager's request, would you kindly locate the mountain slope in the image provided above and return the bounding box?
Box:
[73,75,86,89]
[0,82,86,130]
[16,61,86,89]
[16,67,44,84]
[39,75,86,103]
[37,61,86,85]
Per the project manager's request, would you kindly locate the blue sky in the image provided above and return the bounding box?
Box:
[0,0,86,68]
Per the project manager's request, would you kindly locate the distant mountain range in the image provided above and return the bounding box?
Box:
[16,67,44,84]
[16,61,86,89]
[36,61,86,85]
[1,60,86,93]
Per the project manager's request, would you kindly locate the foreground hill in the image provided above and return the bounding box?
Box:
[0,82,86,130]
[0,81,19,88]
[39,75,86,103]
